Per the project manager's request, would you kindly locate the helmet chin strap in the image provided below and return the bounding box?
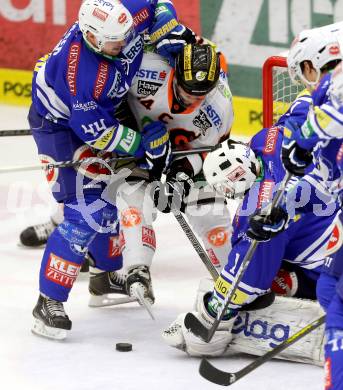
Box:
[300,70,321,88]
[172,79,188,108]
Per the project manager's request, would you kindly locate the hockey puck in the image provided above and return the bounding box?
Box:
[116,342,132,352]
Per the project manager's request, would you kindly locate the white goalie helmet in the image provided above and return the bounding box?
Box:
[287,26,343,86]
[203,139,260,199]
[78,0,134,53]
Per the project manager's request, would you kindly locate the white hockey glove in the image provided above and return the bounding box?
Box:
[162,291,236,357]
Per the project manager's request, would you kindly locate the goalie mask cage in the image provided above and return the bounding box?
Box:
[262,55,305,128]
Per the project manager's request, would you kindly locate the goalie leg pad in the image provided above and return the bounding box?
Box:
[230,296,325,366]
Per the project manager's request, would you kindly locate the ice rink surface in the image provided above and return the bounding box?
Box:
[0,104,324,390]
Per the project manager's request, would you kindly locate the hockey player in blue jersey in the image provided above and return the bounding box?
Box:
[279,25,343,389]
[162,106,340,360]
[29,0,196,340]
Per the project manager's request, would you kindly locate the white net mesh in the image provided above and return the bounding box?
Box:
[271,62,306,124]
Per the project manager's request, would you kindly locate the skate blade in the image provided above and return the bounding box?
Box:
[130,284,155,320]
[88,294,137,308]
[31,318,67,340]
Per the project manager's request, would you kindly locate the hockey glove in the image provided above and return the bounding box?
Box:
[281,119,314,176]
[154,159,194,213]
[156,24,196,65]
[138,120,171,180]
[247,206,289,242]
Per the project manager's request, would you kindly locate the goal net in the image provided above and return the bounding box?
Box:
[262,55,305,128]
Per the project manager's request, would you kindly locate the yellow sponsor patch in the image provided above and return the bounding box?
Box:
[149,19,179,43]
[208,47,217,81]
[184,44,192,81]
[93,128,115,150]
[314,106,333,129]
[214,276,249,305]
[149,133,169,149]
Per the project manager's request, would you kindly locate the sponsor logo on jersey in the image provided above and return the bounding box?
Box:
[205,104,222,128]
[94,61,109,100]
[124,37,143,61]
[137,80,161,96]
[136,68,168,81]
[121,207,142,227]
[133,7,149,27]
[214,276,249,304]
[192,109,212,134]
[326,221,343,255]
[149,18,178,42]
[232,312,290,348]
[263,126,279,154]
[218,82,232,100]
[207,248,221,266]
[257,180,274,208]
[93,8,109,21]
[325,358,332,389]
[258,181,274,209]
[337,143,343,162]
[207,227,229,247]
[45,253,80,288]
[72,100,98,112]
[39,154,59,185]
[118,128,138,153]
[142,226,156,250]
[154,5,168,17]
[109,232,125,257]
[107,70,122,99]
[67,43,81,96]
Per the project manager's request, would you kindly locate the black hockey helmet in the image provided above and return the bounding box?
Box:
[175,43,220,96]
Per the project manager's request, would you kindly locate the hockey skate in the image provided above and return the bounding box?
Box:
[19,220,56,247]
[88,270,136,307]
[32,294,72,340]
[126,265,155,320]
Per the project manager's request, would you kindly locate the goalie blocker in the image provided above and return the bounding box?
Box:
[163,278,325,366]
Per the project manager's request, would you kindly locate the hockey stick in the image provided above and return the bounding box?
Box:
[199,314,326,386]
[173,210,275,309]
[184,171,293,342]
[0,129,32,137]
[173,210,219,280]
[0,147,215,174]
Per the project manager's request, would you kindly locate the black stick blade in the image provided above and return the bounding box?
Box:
[199,359,236,386]
[184,313,210,341]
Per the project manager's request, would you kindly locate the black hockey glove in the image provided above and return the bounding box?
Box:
[247,206,289,242]
[153,158,194,213]
[281,119,314,176]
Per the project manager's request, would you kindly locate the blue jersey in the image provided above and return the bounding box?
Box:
[212,104,339,310]
[31,0,179,155]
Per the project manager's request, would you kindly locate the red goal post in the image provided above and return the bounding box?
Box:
[262,55,305,128]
